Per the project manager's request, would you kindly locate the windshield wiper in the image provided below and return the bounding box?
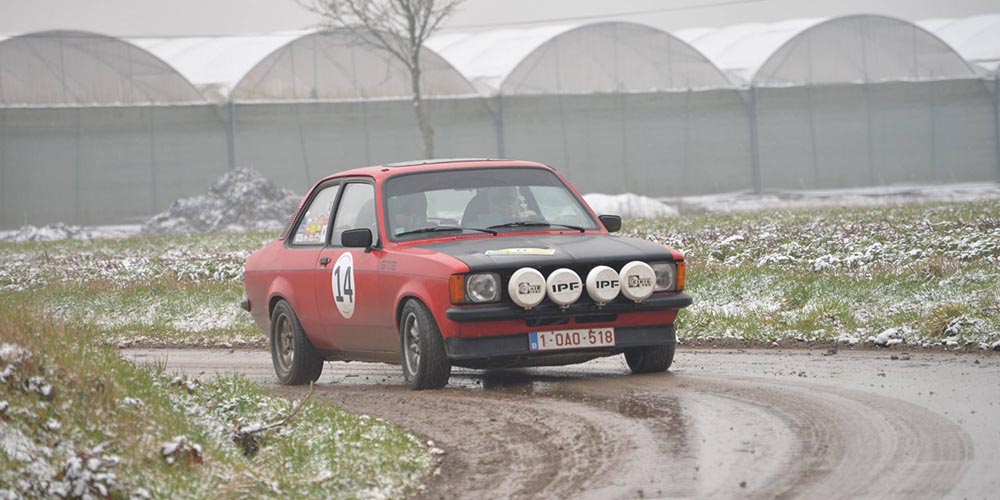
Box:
[486,221,585,233]
[395,226,498,237]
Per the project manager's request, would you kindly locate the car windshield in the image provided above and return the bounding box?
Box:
[383,167,599,241]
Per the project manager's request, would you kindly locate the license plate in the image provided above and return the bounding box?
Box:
[529,328,616,352]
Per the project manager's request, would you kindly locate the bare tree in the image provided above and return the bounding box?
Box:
[302,0,464,159]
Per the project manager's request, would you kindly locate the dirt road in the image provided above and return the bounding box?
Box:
[125,348,999,500]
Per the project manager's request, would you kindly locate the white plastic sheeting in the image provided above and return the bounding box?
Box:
[678,15,976,85]
[427,25,577,93]
[232,30,477,101]
[134,30,477,101]
[919,15,1000,75]
[131,32,305,101]
[0,31,204,105]
[676,18,826,83]
[429,22,732,94]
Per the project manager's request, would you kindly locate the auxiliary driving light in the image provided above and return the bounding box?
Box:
[585,265,621,306]
[619,261,655,302]
[508,267,546,309]
[545,268,583,307]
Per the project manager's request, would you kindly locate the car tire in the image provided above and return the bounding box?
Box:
[270,300,324,385]
[399,299,451,390]
[625,344,675,374]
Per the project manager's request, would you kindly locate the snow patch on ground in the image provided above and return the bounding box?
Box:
[0,224,139,243]
[4,181,996,241]
[142,167,300,235]
[0,343,31,365]
[873,328,906,347]
[583,193,678,218]
[171,304,248,333]
[665,182,1000,213]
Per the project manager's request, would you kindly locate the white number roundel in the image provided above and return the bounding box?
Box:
[332,252,355,318]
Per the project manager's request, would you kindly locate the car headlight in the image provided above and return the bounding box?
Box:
[466,273,500,303]
[650,262,677,292]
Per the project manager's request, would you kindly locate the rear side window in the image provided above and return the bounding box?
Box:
[291,184,339,245]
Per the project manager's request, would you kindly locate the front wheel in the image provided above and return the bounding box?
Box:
[625,344,675,374]
[400,300,451,390]
[270,300,324,385]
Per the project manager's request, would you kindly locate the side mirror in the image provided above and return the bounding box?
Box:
[599,215,622,233]
[342,228,373,249]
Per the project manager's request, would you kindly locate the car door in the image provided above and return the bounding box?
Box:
[282,181,340,345]
[315,180,394,352]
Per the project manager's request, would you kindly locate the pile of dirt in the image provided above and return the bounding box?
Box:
[142,168,301,235]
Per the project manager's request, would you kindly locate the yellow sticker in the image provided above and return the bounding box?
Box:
[484,248,556,256]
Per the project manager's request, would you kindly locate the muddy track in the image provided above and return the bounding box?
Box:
[128,349,997,500]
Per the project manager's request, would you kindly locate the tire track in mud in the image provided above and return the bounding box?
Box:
[130,350,977,500]
[276,368,972,500]
[611,374,972,499]
[273,383,642,500]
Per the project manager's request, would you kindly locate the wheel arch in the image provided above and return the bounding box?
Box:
[268,294,286,317]
[265,275,298,325]
[395,294,426,334]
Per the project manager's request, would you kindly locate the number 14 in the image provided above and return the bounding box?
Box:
[334,266,354,303]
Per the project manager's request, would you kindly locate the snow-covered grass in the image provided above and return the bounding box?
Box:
[625,200,1000,348]
[0,308,430,499]
[1,200,997,349]
[0,232,269,346]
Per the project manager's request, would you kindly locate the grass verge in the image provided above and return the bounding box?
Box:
[0,307,430,499]
[625,200,1000,348]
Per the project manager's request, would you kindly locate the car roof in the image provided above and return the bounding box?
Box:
[314,159,555,183]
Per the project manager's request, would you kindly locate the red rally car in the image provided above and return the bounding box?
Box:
[242,159,692,389]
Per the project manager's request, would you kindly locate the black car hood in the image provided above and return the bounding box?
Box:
[415,233,675,272]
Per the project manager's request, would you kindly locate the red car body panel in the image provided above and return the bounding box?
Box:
[243,160,691,368]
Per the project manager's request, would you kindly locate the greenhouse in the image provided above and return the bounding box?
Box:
[137,29,494,191]
[0,30,228,228]
[919,14,1000,75]
[1,15,998,228]
[428,21,753,196]
[679,15,996,190]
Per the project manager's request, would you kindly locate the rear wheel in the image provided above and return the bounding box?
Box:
[625,344,675,374]
[270,300,323,385]
[400,299,451,390]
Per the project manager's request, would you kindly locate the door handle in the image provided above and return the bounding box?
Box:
[319,257,331,266]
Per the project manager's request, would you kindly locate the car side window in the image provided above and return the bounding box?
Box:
[332,183,377,246]
[291,184,339,245]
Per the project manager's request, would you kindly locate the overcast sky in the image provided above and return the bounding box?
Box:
[1,0,997,37]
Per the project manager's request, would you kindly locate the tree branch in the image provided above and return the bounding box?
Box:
[297,0,464,158]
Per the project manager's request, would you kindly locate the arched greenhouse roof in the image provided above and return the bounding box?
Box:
[0,30,205,106]
[133,29,478,102]
[919,14,1000,75]
[131,32,306,101]
[427,21,733,95]
[677,15,977,85]
[232,30,477,101]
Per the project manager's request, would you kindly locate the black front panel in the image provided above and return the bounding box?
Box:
[444,324,677,363]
